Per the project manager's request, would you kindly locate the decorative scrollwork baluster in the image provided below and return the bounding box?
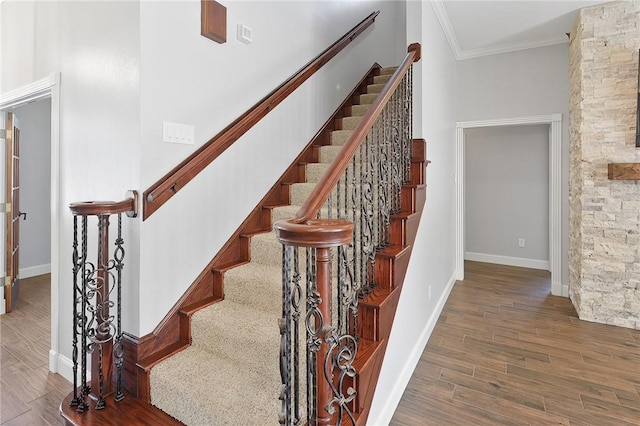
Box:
[279,244,293,425]
[323,327,358,425]
[69,192,136,415]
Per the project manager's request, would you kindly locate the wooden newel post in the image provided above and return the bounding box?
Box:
[68,191,137,412]
[92,214,114,403]
[315,245,333,425]
[275,218,353,425]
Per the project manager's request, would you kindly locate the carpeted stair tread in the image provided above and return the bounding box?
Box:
[358,93,378,105]
[150,66,388,425]
[223,262,282,313]
[379,66,398,75]
[270,205,300,223]
[341,116,363,131]
[318,145,345,163]
[373,74,392,85]
[190,300,280,380]
[350,104,370,117]
[250,230,285,267]
[150,346,279,426]
[290,182,320,206]
[305,162,331,183]
[270,204,331,225]
[331,129,354,146]
[367,83,386,94]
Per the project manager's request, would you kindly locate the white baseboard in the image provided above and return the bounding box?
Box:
[0,286,4,315]
[50,349,90,383]
[465,252,549,271]
[367,272,457,426]
[20,263,51,279]
[51,349,72,381]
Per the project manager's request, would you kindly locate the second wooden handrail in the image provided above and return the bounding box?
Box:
[70,190,138,217]
[292,43,421,224]
[142,11,381,220]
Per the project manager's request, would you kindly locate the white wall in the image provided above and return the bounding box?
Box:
[138,0,407,335]
[456,43,569,285]
[12,98,52,276]
[1,0,409,380]
[465,124,549,268]
[1,0,141,375]
[368,1,458,423]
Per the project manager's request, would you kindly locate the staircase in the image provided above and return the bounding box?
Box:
[148,66,423,425]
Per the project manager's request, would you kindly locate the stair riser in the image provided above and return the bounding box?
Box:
[358,287,401,342]
[346,339,386,415]
[389,214,420,247]
[375,248,411,291]
[401,185,427,214]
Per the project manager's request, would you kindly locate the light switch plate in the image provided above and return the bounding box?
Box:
[163,121,195,145]
[237,24,252,44]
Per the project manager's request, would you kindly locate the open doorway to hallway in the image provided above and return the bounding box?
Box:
[455,114,564,296]
[464,124,550,281]
[1,98,52,313]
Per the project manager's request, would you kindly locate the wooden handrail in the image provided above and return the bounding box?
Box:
[142,10,381,220]
[291,43,421,224]
[70,190,138,217]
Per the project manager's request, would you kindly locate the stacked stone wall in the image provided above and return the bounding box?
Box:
[569,1,640,329]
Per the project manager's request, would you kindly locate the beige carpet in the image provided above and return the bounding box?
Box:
[149,67,397,426]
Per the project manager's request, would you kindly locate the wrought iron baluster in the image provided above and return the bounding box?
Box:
[323,327,358,425]
[292,247,301,425]
[306,247,319,423]
[113,213,125,402]
[70,216,82,407]
[405,67,413,184]
[279,244,292,425]
[78,216,90,413]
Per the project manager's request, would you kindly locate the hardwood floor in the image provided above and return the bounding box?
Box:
[1,274,69,425]
[391,261,640,425]
[4,264,640,425]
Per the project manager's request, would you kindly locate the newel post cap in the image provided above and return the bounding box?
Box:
[408,43,421,62]
[275,218,353,248]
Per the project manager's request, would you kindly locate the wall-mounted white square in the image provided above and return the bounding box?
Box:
[163,121,195,145]
[237,24,252,44]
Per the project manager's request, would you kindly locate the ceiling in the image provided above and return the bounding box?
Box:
[431,0,606,60]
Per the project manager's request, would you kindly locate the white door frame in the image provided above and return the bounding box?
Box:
[0,73,62,372]
[455,113,565,297]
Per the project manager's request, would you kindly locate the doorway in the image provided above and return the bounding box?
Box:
[0,73,61,373]
[464,124,549,270]
[455,114,564,297]
[7,100,53,303]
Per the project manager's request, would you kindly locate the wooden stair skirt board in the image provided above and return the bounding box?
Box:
[60,65,428,425]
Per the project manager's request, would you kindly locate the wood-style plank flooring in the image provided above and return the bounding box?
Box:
[391,261,640,425]
[1,274,69,425]
[3,265,640,425]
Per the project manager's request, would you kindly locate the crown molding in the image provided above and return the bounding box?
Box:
[456,35,569,60]
[430,0,569,61]
[430,0,462,59]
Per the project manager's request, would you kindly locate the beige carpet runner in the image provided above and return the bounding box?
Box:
[149,67,397,425]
